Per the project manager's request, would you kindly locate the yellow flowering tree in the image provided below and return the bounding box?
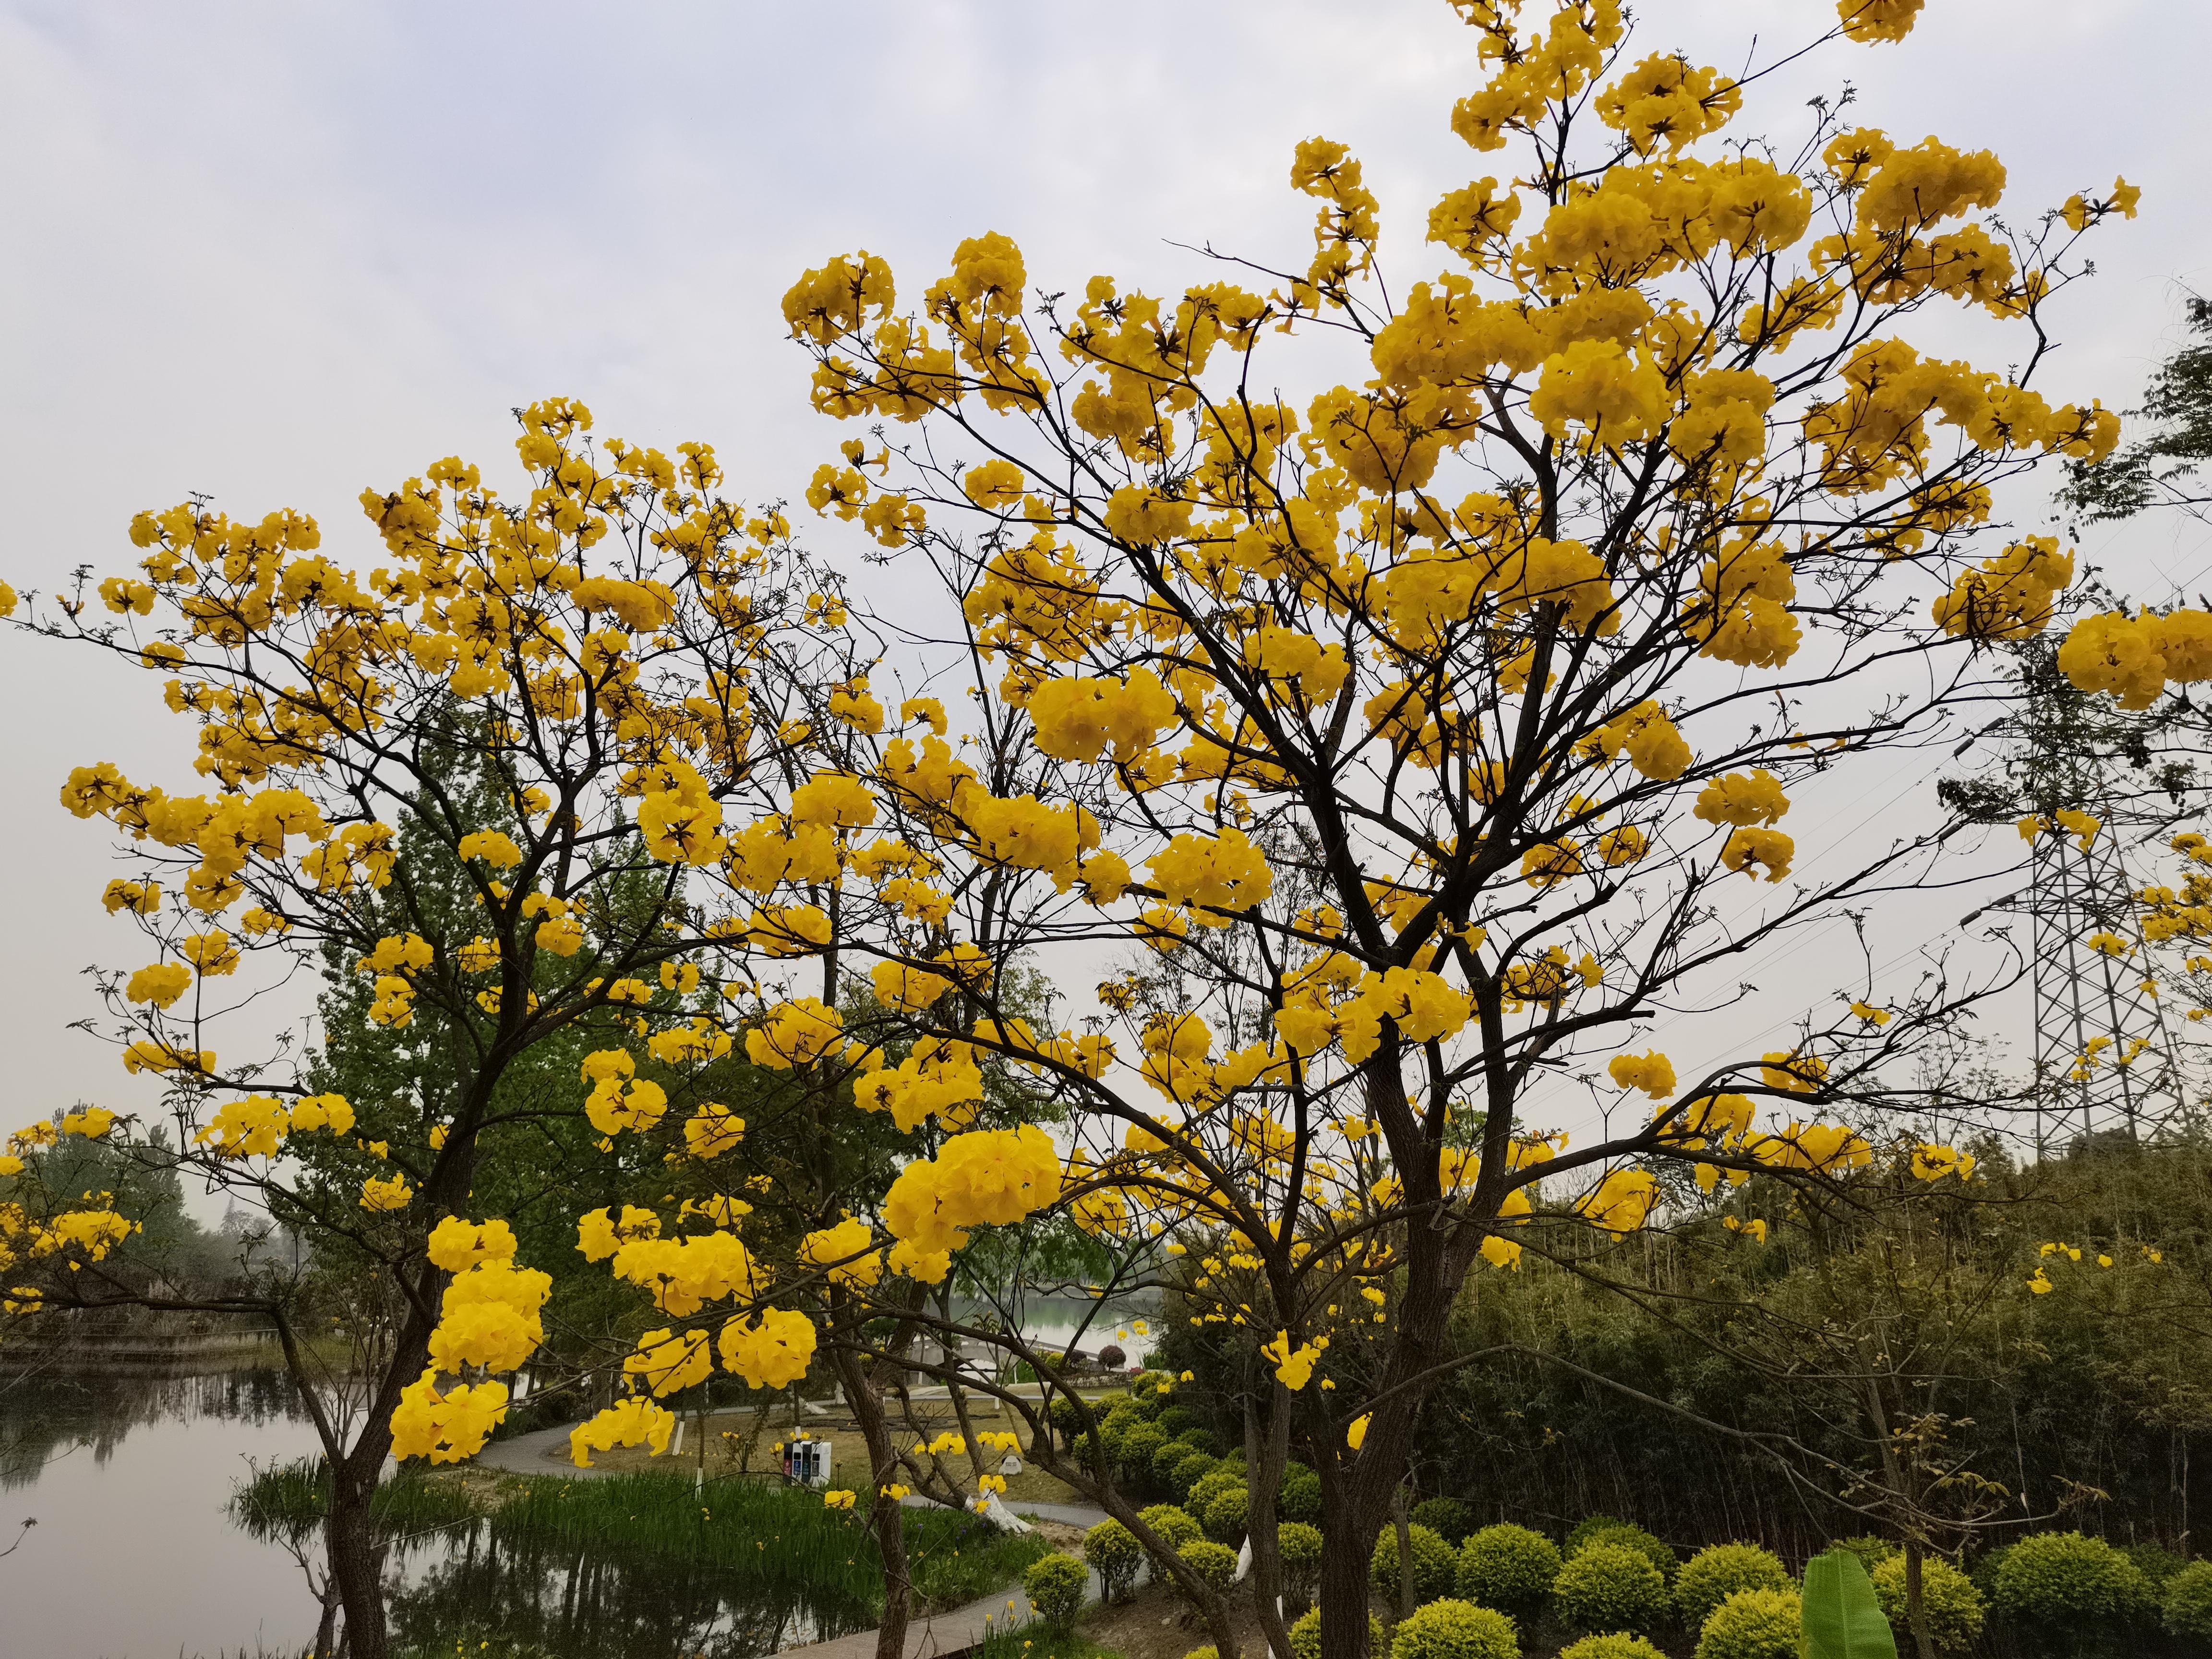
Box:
[4,404,870,1659]
[752,0,2158,1650]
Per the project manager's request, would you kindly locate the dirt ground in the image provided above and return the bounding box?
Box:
[1082,1580,1275,1659]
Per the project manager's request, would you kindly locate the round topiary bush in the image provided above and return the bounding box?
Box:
[1097,1404,1141,1461]
[1553,1541,1670,1635]
[2164,1560,2212,1641]
[1289,1607,1387,1659]
[1187,1468,1244,1516]
[1140,1503,1204,1551]
[1374,1522,1461,1605]
[2124,1543,2187,1593]
[1992,1531,2153,1633]
[1456,1523,1563,1615]
[1869,1552,1985,1654]
[1125,1374,1166,1416]
[1084,1518,1144,1604]
[1557,1637,1667,1659]
[1674,1543,1792,1630]
[1412,1497,1475,1545]
[1176,1538,1240,1598]
[1023,1551,1090,1631]
[1693,1587,1801,1659]
[1278,1521,1323,1599]
[1279,1461,1322,1524]
[1168,1449,1219,1501]
[1201,1484,1250,1543]
[1390,1598,1519,1659]
[1566,1515,1627,1555]
[1154,1404,1196,1436]
[1099,1343,1128,1369]
[1153,1437,1201,1487]
[1174,1425,1223,1457]
[1573,1523,1676,1583]
[1118,1420,1168,1482]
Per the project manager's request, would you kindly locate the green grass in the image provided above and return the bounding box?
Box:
[973,1629,1126,1659]
[487,1472,1050,1613]
[904,1508,1055,1608]
[226,1457,483,1545]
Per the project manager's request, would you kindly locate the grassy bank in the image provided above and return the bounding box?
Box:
[480,1471,1052,1613]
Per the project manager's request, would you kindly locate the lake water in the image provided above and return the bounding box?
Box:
[0,1368,874,1659]
[0,1368,328,1657]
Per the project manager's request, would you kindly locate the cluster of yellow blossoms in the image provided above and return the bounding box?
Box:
[391,1217,550,1464]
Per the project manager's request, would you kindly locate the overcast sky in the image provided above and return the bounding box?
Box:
[4,0,2209,1153]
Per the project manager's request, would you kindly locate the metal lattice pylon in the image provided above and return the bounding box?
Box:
[2005,644,2182,1146]
[2028,814,2178,1146]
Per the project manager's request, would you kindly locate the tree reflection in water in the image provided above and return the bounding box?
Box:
[388,1519,878,1659]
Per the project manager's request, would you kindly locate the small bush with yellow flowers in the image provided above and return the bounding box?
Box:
[1554,1542,1670,1635]
[1290,1607,1386,1659]
[1693,1587,1801,1659]
[1992,1531,2153,1636]
[1674,1543,1791,1629]
[1558,1636,1666,1659]
[1022,1551,1089,1631]
[1374,1522,1461,1604]
[1869,1553,1984,1653]
[1388,1597,1519,1659]
[1083,1517,1143,1604]
[1457,1523,1563,1616]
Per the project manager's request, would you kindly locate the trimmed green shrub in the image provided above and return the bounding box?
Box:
[2124,1543,2187,1591]
[1153,1437,1200,1486]
[1573,1522,1675,1583]
[1023,1552,1089,1630]
[1084,1518,1143,1604]
[1553,1541,1669,1635]
[1154,1404,1195,1437]
[1456,1523,1563,1615]
[1390,1598,1519,1659]
[1280,1462,1322,1524]
[1967,1543,2010,1603]
[1675,1543,1791,1630]
[1181,1649,1218,1659]
[1992,1531,2153,1632]
[1692,1588,1801,1659]
[1118,1420,1168,1481]
[1201,1484,1250,1543]
[1187,1468,1244,1516]
[1869,1553,1984,1654]
[1412,1497,1475,1544]
[1125,1376,1166,1416]
[1566,1515,1627,1555]
[1168,1450,1219,1502]
[1140,1503,1203,1550]
[1557,1638,1666,1659]
[1174,1426,1222,1457]
[1830,1536,1897,1573]
[1176,1538,1239,1598]
[1289,1607,1386,1659]
[1374,1521,1461,1605]
[2164,1560,2212,1640]
[1278,1521,1323,1598]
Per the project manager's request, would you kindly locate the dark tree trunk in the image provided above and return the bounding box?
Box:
[1245,1388,1294,1659]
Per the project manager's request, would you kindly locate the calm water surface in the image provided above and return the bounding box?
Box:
[0,1368,325,1657]
[0,1367,874,1659]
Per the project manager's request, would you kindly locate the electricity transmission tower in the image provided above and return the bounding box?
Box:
[1945,643,2182,1147]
